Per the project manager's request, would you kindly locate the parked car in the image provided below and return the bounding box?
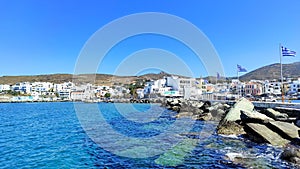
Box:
[256,93,277,102]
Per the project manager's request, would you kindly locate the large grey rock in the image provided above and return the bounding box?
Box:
[172,99,180,105]
[172,106,181,112]
[280,145,300,165]
[224,152,244,162]
[296,120,300,128]
[223,97,254,123]
[223,104,231,109]
[199,101,211,110]
[193,109,204,115]
[217,121,245,135]
[268,121,300,139]
[217,98,254,136]
[262,108,289,120]
[245,123,289,147]
[191,101,204,109]
[197,112,213,121]
[210,108,226,121]
[176,112,193,118]
[240,110,274,124]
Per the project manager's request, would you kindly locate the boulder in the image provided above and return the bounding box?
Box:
[157,98,161,102]
[172,106,181,112]
[267,121,300,140]
[191,101,204,109]
[222,97,254,123]
[223,104,231,109]
[262,108,289,121]
[280,145,300,165]
[296,120,300,128]
[211,109,225,121]
[172,99,179,105]
[192,109,204,115]
[197,112,213,121]
[240,110,274,124]
[168,99,181,107]
[199,101,211,111]
[176,112,193,118]
[224,152,244,161]
[180,104,197,113]
[217,121,245,135]
[217,98,254,136]
[245,123,289,147]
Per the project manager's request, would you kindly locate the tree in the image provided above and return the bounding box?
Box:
[7,90,20,96]
[104,92,111,98]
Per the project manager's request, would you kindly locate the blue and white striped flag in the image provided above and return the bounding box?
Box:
[281,46,296,57]
[237,64,247,72]
[217,72,220,79]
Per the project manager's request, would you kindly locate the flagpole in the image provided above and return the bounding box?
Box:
[280,43,284,103]
[237,65,240,98]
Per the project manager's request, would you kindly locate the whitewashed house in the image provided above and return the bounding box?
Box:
[165,76,200,98]
[289,79,300,95]
[143,79,167,96]
[71,83,95,101]
[12,82,31,94]
[31,82,53,94]
[0,84,11,91]
[136,88,144,98]
[54,82,75,100]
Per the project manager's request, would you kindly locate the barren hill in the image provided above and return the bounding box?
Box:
[240,62,300,81]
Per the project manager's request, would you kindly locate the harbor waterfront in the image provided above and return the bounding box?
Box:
[1,0,300,168]
[0,102,298,168]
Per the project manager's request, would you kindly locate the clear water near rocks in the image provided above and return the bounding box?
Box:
[0,102,297,168]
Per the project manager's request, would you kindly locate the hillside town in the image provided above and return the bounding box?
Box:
[0,75,300,102]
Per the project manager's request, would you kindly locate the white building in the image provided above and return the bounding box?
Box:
[289,79,300,95]
[70,90,85,101]
[214,83,230,93]
[109,86,128,98]
[263,80,281,95]
[12,82,31,93]
[95,86,110,97]
[31,82,53,94]
[143,79,167,96]
[54,82,75,100]
[70,83,94,101]
[230,79,246,96]
[0,84,11,91]
[53,82,74,92]
[165,76,201,98]
[136,88,144,99]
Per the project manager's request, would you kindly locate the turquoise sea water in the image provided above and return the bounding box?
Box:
[0,102,296,168]
[291,100,300,103]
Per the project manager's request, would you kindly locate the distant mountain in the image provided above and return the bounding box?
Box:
[1,62,299,85]
[240,62,300,81]
[0,74,73,85]
[0,72,170,85]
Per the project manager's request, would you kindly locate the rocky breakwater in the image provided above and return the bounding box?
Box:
[162,98,231,121]
[217,97,300,166]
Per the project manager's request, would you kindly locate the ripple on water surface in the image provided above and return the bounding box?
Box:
[0,102,296,168]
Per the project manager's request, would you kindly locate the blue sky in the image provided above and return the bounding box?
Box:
[0,0,299,77]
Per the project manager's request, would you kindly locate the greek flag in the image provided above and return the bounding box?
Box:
[281,46,296,57]
[217,72,220,79]
[237,64,247,72]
